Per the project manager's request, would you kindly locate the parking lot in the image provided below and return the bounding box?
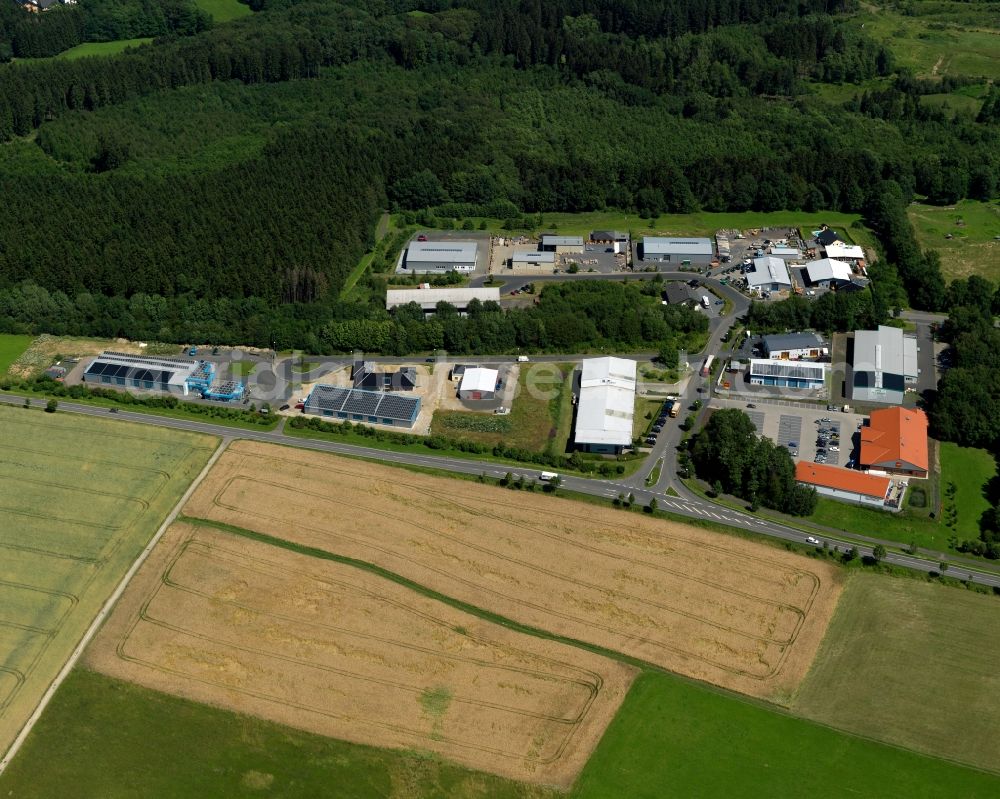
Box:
[714,397,867,469]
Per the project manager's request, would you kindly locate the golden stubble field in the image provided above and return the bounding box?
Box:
[88,522,635,787]
[181,441,843,701]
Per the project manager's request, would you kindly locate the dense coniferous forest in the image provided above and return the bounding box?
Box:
[0,0,998,350]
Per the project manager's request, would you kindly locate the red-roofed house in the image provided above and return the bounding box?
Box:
[795,462,892,509]
[860,407,929,478]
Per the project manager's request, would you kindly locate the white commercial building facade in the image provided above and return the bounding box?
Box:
[458,367,499,401]
[386,287,500,312]
[403,241,478,273]
[747,256,791,292]
[851,325,919,405]
[573,357,637,454]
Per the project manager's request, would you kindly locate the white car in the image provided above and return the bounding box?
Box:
[829,445,840,452]
[806,536,820,545]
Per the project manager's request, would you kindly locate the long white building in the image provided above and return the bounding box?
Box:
[386,287,500,312]
[573,357,637,454]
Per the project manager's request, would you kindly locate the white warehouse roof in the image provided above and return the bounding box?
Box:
[806,258,853,284]
[574,357,637,447]
[824,242,865,260]
[770,246,801,259]
[541,235,584,246]
[386,287,499,310]
[643,237,714,256]
[747,256,791,288]
[406,241,478,264]
[459,367,498,393]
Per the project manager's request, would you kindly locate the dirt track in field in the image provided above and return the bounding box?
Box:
[181,441,842,701]
[88,522,634,787]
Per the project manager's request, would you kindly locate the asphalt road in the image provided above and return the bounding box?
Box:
[5,392,997,588]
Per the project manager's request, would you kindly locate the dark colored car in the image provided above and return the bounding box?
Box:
[279,404,290,411]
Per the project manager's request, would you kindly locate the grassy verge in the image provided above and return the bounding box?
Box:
[633,397,663,438]
[793,574,1000,776]
[0,333,33,374]
[575,671,1000,798]
[644,458,663,487]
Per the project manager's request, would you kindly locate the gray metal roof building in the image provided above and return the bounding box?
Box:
[303,385,421,427]
[762,332,825,358]
[540,234,584,252]
[82,351,208,396]
[386,287,499,311]
[641,237,714,263]
[403,241,478,273]
[851,325,919,405]
[747,256,791,292]
[749,359,827,389]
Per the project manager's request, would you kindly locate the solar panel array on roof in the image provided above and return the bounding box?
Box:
[750,361,826,380]
[102,351,196,370]
[84,360,176,385]
[304,385,420,425]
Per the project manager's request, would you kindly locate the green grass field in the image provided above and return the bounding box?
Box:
[0,405,216,756]
[0,334,33,375]
[573,671,1000,798]
[854,4,1000,80]
[939,443,997,539]
[808,496,952,553]
[431,363,573,454]
[908,200,1000,283]
[793,574,1000,775]
[193,0,252,22]
[45,39,153,61]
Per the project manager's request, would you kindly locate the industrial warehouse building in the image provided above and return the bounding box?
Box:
[850,325,918,405]
[860,406,929,478]
[806,258,853,288]
[761,332,826,360]
[749,359,827,389]
[303,385,421,428]
[795,462,893,510]
[590,230,628,244]
[746,256,792,293]
[403,241,478,273]
[574,357,637,454]
[458,367,499,401]
[83,351,214,397]
[641,237,714,264]
[510,250,556,271]
[540,235,584,254]
[352,361,417,392]
[386,287,500,313]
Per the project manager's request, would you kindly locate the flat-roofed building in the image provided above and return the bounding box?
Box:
[574,357,637,454]
[824,242,865,261]
[303,385,421,428]
[386,287,499,313]
[806,258,853,288]
[761,332,826,360]
[746,256,791,292]
[860,406,929,478]
[510,250,556,272]
[403,240,478,273]
[82,351,214,397]
[458,367,499,401]
[770,245,801,260]
[795,462,893,509]
[540,235,584,254]
[590,230,628,244]
[850,325,918,405]
[749,359,827,389]
[641,237,714,264]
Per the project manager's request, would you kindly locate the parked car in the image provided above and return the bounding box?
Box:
[787,441,797,448]
[746,403,757,408]
[652,425,663,434]
[417,234,428,241]
[829,445,840,452]
[279,404,290,411]
[294,402,304,410]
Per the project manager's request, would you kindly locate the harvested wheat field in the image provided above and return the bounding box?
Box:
[88,522,634,787]
[182,441,842,701]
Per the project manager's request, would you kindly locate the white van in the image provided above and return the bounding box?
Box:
[517,355,530,362]
[539,471,559,482]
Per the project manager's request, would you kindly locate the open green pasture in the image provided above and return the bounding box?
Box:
[939,442,997,539]
[49,39,153,61]
[793,574,1000,775]
[808,496,953,553]
[0,405,215,756]
[193,0,252,22]
[908,200,1000,283]
[854,4,1000,80]
[0,335,33,375]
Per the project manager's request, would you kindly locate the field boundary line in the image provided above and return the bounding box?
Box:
[0,437,231,776]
